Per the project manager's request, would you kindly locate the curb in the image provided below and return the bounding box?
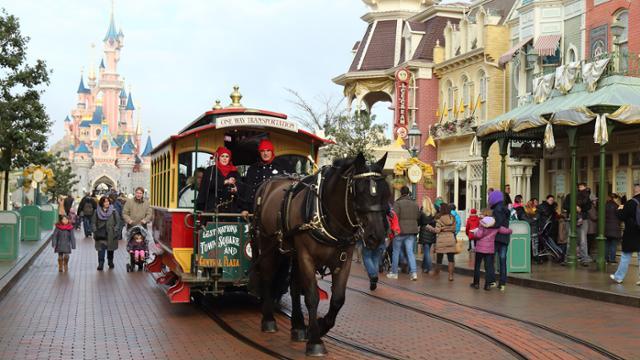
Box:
[450,265,640,308]
[419,259,640,308]
[0,231,53,301]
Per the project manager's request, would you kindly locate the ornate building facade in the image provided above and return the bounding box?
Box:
[51,11,152,196]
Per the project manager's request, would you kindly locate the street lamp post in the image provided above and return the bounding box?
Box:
[407,124,423,200]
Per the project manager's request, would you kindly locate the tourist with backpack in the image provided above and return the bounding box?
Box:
[610,184,640,285]
[78,192,97,238]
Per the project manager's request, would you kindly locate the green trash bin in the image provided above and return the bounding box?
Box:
[20,205,41,241]
[39,204,57,231]
[507,220,531,273]
[0,211,21,260]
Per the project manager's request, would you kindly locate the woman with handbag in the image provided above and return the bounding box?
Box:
[92,196,122,271]
[427,203,457,281]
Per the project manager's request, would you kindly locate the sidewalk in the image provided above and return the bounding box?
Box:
[415,237,640,307]
[0,230,53,297]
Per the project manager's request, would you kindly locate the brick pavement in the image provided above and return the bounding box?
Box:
[349,264,640,359]
[0,229,269,360]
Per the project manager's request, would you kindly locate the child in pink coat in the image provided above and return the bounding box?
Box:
[470,210,512,290]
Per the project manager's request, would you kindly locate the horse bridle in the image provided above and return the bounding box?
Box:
[344,170,386,233]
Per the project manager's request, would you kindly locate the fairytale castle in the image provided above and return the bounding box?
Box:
[51,10,152,196]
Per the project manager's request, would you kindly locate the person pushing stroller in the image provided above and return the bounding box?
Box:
[126,225,148,272]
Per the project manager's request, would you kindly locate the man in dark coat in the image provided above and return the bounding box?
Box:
[78,192,97,238]
[610,184,640,285]
[538,195,558,239]
[240,139,283,216]
[387,186,419,280]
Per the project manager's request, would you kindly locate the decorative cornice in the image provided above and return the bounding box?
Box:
[434,48,486,75]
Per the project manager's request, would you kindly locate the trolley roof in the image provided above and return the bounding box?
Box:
[151,89,331,155]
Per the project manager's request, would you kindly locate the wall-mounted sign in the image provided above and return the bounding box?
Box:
[394,68,410,139]
[555,173,565,194]
[615,170,627,194]
[217,115,297,132]
[407,164,423,184]
[589,25,608,60]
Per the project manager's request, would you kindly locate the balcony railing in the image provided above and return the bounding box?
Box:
[431,116,476,139]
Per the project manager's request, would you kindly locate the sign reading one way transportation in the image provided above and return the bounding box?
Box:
[216,115,298,132]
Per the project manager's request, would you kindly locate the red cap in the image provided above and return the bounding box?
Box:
[258,139,274,152]
[470,208,477,214]
[216,146,232,158]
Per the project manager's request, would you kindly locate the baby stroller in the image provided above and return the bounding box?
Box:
[538,218,565,262]
[126,225,149,272]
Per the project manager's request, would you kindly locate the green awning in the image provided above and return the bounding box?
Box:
[477,75,640,137]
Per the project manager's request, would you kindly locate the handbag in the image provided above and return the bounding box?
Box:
[454,239,464,254]
[94,223,108,240]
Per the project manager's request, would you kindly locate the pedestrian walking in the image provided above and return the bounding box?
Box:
[587,194,598,256]
[363,209,397,291]
[78,192,97,238]
[465,208,480,251]
[450,204,461,239]
[52,215,76,273]
[386,186,419,281]
[122,187,153,230]
[427,203,457,281]
[605,193,622,263]
[92,196,122,271]
[470,209,512,290]
[610,184,640,285]
[490,190,510,290]
[419,195,437,274]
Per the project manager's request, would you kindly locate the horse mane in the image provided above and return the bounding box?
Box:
[331,157,355,169]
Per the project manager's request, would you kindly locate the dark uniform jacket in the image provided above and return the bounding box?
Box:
[196,166,240,213]
[240,162,283,212]
[617,194,640,253]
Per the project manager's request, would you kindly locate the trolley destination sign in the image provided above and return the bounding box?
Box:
[216,114,298,132]
[198,222,251,281]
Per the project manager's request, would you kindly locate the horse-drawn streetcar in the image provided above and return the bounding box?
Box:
[147,87,330,303]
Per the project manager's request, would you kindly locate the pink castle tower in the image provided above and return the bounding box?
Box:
[50,5,151,196]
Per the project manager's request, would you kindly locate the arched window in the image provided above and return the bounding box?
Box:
[461,75,473,117]
[478,70,488,122]
[567,47,577,63]
[613,10,629,72]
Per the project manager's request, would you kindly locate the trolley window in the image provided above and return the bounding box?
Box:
[177,151,212,209]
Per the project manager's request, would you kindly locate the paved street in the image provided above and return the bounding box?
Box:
[1,228,639,359]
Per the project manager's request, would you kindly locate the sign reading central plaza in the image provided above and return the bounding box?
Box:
[216,114,298,132]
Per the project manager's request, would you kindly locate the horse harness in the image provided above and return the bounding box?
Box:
[266,165,383,272]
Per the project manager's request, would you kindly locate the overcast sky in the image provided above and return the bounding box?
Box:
[3,0,377,148]
[5,0,465,148]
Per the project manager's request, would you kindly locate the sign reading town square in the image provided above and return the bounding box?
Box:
[216,114,298,132]
[198,222,251,281]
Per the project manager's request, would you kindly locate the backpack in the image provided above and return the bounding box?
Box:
[631,198,640,230]
[83,199,94,216]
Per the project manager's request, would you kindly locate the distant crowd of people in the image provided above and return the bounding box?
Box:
[359,181,640,291]
[51,187,152,272]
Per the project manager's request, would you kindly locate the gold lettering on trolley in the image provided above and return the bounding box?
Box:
[198,256,240,268]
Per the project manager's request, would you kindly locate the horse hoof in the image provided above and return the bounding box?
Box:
[305,343,327,357]
[261,320,278,333]
[290,328,308,342]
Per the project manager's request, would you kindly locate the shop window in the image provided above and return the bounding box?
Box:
[592,154,612,168]
[633,169,640,186]
[632,151,640,166]
[619,153,629,167]
[613,10,629,73]
[557,159,565,170]
[579,156,588,169]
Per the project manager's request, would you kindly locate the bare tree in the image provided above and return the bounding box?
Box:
[285,88,346,131]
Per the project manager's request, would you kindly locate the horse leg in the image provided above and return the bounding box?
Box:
[299,252,326,356]
[260,255,278,333]
[318,253,353,337]
[289,257,307,342]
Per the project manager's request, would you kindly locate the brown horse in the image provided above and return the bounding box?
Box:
[251,153,390,356]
